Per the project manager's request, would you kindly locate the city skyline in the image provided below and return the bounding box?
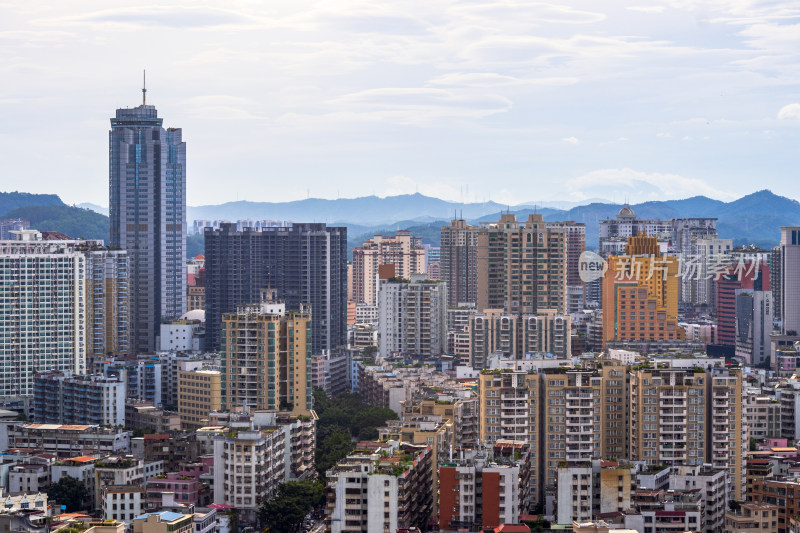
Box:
[1,1,799,207]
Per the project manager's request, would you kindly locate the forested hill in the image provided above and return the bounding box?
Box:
[1,191,108,241]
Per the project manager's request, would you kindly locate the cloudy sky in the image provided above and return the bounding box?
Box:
[1,0,799,207]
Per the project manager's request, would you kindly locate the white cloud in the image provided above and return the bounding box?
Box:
[627,6,666,14]
[37,5,266,30]
[3,0,800,206]
[564,168,735,202]
[322,87,513,125]
[426,72,580,88]
[778,103,800,120]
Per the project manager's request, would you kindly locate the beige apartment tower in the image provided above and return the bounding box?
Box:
[220,299,312,415]
[178,369,222,429]
[86,250,130,357]
[478,370,541,508]
[477,214,567,315]
[628,366,743,500]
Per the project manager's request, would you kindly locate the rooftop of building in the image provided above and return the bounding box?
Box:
[57,456,99,465]
[494,525,531,533]
[20,424,96,431]
[102,485,145,492]
[135,511,189,523]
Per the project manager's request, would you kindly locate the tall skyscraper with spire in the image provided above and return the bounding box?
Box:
[109,77,186,352]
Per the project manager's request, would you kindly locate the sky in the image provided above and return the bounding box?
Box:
[1,0,799,208]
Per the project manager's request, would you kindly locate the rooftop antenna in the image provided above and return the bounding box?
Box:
[142,70,147,105]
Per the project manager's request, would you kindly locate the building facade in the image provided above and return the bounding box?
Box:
[780,228,800,336]
[220,300,312,414]
[548,221,586,313]
[0,233,88,402]
[441,219,480,307]
[177,369,221,429]
[87,250,130,358]
[33,372,126,426]
[204,222,347,353]
[351,231,425,306]
[735,289,774,366]
[109,98,186,352]
[477,214,567,315]
[378,274,447,358]
[324,442,433,533]
[602,234,682,347]
[468,310,571,369]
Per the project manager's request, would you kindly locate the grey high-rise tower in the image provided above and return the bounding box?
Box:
[109,83,186,352]
[204,223,348,354]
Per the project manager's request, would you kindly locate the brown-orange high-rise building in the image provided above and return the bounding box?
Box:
[602,233,683,347]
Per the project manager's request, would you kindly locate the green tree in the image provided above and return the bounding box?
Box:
[316,430,355,474]
[132,427,154,438]
[227,510,239,533]
[46,476,88,512]
[258,481,324,533]
[523,516,551,532]
[312,389,397,476]
[361,346,377,356]
[318,406,350,429]
[349,407,398,437]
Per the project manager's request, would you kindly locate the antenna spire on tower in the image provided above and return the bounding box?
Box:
[142,70,147,105]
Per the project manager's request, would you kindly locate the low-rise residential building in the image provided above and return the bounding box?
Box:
[192,509,218,533]
[625,488,704,533]
[212,423,286,523]
[324,441,433,533]
[94,456,163,509]
[83,519,127,533]
[670,464,728,533]
[750,478,800,533]
[101,485,145,525]
[745,395,782,440]
[33,372,126,426]
[439,449,522,531]
[400,397,479,451]
[8,457,52,494]
[125,404,181,433]
[51,455,100,510]
[140,433,202,472]
[725,503,779,533]
[145,473,201,510]
[556,462,599,525]
[0,489,48,513]
[8,424,131,457]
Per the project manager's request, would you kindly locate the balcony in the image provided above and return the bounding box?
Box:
[566,392,593,400]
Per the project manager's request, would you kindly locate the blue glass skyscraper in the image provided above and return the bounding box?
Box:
[109,86,186,352]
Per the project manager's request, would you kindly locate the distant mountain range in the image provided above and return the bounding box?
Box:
[185,195,611,224]
[336,190,800,251]
[2,189,799,253]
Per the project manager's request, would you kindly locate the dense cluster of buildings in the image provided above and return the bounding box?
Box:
[6,91,800,533]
